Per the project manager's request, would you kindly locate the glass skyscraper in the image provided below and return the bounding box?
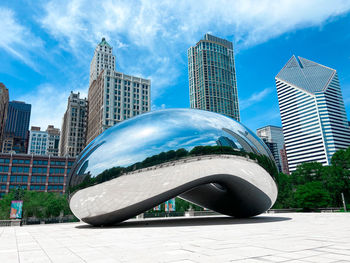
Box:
[188,34,240,121]
[2,101,31,153]
[276,56,350,172]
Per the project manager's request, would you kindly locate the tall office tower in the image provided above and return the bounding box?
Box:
[59,92,88,157]
[256,125,285,172]
[2,101,31,153]
[27,126,48,155]
[0,83,9,150]
[188,33,239,121]
[86,39,151,145]
[276,56,350,172]
[89,38,116,86]
[87,70,151,144]
[46,125,60,156]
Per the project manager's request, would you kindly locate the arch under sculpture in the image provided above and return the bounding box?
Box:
[68,109,278,226]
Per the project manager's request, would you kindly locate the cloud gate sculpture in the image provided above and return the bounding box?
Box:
[68,109,278,226]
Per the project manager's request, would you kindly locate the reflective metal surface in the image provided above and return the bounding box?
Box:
[68,109,278,225]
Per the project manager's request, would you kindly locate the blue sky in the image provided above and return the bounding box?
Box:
[1,0,350,132]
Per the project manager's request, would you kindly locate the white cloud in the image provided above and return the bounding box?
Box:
[0,8,43,70]
[240,88,273,110]
[151,103,166,111]
[18,84,71,130]
[37,0,350,99]
[40,0,350,47]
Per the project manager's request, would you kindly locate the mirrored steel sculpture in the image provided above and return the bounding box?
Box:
[68,109,278,226]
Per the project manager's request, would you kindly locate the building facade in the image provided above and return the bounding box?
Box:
[188,34,240,121]
[256,126,285,172]
[59,92,88,157]
[46,125,60,156]
[280,145,290,175]
[0,153,75,198]
[276,56,350,172]
[0,83,9,150]
[28,126,60,156]
[3,101,31,154]
[27,127,48,155]
[89,38,116,86]
[86,39,151,144]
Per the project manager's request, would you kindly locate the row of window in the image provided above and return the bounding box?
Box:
[1,175,65,183]
[3,185,63,191]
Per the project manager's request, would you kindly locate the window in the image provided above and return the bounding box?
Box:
[31,176,47,183]
[11,166,29,173]
[10,175,28,183]
[10,185,27,190]
[0,158,10,164]
[12,159,30,164]
[30,185,45,190]
[0,175,7,182]
[32,167,47,174]
[48,176,64,183]
[49,168,65,174]
[33,160,48,165]
[0,166,9,172]
[48,185,63,191]
[51,161,65,166]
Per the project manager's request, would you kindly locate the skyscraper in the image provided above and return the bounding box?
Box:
[0,83,9,150]
[89,38,116,86]
[188,33,239,120]
[276,56,350,172]
[59,92,88,157]
[86,38,151,144]
[2,101,31,153]
[256,125,285,172]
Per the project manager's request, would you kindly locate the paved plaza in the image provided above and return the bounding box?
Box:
[0,213,350,262]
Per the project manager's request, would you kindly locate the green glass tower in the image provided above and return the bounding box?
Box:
[188,34,240,121]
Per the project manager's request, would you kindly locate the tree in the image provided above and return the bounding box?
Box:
[294,181,332,211]
[291,162,324,185]
[0,191,73,220]
[331,147,350,170]
[273,172,293,209]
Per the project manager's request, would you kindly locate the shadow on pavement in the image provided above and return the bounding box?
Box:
[76,215,291,229]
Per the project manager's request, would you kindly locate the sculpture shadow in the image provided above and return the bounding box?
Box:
[75,215,291,229]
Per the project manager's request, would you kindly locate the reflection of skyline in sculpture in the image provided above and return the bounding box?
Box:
[216,136,239,149]
[68,109,277,226]
[69,109,273,181]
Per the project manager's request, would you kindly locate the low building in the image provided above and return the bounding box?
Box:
[0,153,75,198]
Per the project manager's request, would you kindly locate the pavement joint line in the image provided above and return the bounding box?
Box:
[14,228,20,263]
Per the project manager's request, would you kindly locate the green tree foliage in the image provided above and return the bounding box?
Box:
[273,146,350,209]
[175,197,203,212]
[273,172,293,209]
[291,162,324,185]
[0,190,72,220]
[294,182,332,211]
